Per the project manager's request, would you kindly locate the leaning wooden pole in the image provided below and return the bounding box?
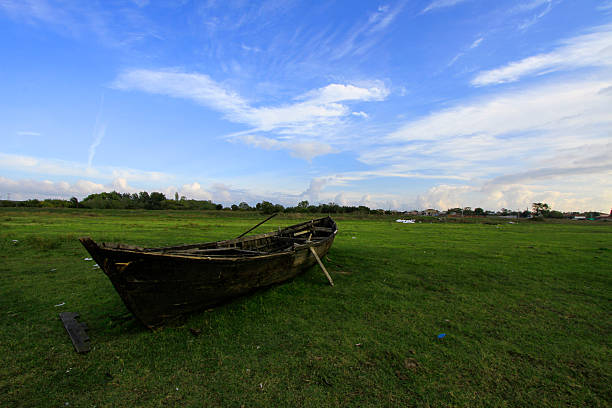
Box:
[310,246,334,286]
[236,213,278,239]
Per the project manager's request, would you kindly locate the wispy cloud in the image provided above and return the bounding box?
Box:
[352,111,369,118]
[16,130,42,136]
[367,3,405,33]
[516,0,554,30]
[470,37,483,49]
[421,0,469,14]
[447,35,484,67]
[338,75,612,210]
[236,135,335,161]
[598,1,612,12]
[0,0,159,48]
[113,69,389,159]
[113,69,249,115]
[0,176,105,200]
[0,152,171,184]
[333,2,406,59]
[87,94,105,168]
[87,124,105,168]
[472,24,612,86]
[387,79,612,144]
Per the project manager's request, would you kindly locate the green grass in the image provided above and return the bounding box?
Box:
[0,208,610,407]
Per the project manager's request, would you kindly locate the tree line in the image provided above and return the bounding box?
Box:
[0,193,604,218]
[0,192,376,214]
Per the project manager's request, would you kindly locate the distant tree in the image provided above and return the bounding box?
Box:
[532,202,550,216]
[138,191,150,204]
[69,197,79,208]
[358,205,370,213]
[238,202,251,210]
[473,207,484,216]
[447,207,462,215]
[175,192,179,201]
[147,192,166,209]
[231,204,239,211]
[256,201,276,214]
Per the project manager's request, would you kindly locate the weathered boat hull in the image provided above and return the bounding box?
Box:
[80,217,337,328]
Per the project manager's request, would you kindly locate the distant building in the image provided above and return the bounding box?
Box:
[422,209,440,216]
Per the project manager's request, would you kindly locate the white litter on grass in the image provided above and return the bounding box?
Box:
[351,237,356,239]
[50,268,57,272]
[12,239,19,243]
[54,302,65,307]
[92,264,100,268]
[175,387,179,391]
[396,219,415,224]
[84,257,92,261]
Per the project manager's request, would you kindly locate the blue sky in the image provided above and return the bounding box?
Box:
[1,0,611,211]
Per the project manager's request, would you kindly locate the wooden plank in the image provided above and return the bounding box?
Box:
[309,247,334,287]
[59,312,91,353]
[236,213,278,239]
[314,227,333,233]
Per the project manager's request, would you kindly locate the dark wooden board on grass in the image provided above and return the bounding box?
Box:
[59,312,90,354]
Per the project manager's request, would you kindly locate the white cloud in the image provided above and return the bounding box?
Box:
[88,93,106,167]
[114,70,388,131]
[113,69,250,116]
[472,24,612,86]
[515,0,553,30]
[367,3,405,33]
[113,69,388,159]
[178,182,213,201]
[333,2,406,58]
[470,37,483,49]
[300,177,329,202]
[414,177,612,212]
[16,130,42,136]
[421,0,469,14]
[0,0,159,48]
[0,152,172,184]
[352,111,369,118]
[447,36,484,68]
[386,78,612,144]
[340,75,612,212]
[87,123,106,168]
[0,176,105,200]
[237,134,335,161]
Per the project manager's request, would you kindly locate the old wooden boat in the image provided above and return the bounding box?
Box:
[79,216,337,328]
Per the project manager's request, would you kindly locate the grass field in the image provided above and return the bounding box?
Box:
[0,208,610,407]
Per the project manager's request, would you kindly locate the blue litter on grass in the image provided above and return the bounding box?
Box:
[437,333,446,339]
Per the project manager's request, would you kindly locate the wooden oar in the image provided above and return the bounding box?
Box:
[310,247,334,286]
[235,213,278,239]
